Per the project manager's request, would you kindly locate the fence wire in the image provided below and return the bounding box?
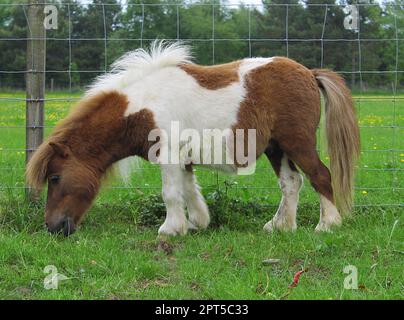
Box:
[0,1,402,208]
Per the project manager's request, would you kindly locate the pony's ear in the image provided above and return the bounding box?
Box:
[49,142,69,158]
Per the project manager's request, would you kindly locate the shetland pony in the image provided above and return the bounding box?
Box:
[26,41,360,236]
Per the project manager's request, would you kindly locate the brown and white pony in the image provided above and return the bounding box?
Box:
[26,41,360,236]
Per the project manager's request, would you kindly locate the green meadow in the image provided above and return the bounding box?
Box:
[0,91,402,299]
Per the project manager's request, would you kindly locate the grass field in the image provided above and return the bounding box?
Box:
[0,91,403,299]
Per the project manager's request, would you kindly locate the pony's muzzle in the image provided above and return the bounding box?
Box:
[46,216,76,236]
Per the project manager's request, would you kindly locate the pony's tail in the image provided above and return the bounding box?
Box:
[312,69,360,215]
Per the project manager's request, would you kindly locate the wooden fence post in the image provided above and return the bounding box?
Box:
[26,0,46,200]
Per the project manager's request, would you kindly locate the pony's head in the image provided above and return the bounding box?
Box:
[26,140,101,236]
[26,91,156,236]
[25,91,133,236]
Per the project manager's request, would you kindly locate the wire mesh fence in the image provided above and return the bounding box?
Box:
[0,1,402,207]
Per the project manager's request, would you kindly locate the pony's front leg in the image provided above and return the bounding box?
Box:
[158,165,188,236]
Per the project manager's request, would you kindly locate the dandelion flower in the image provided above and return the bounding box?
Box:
[362,190,368,195]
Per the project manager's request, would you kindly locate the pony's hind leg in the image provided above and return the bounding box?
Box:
[182,166,210,230]
[284,147,342,232]
[263,141,303,232]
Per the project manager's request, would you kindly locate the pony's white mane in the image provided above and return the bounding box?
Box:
[86,40,193,96]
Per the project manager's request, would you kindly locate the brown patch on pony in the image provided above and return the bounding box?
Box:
[232,57,321,165]
[179,61,241,90]
[26,91,158,190]
[125,108,158,160]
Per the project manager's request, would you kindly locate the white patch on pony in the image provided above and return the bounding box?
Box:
[123,55,275,168]
[315,195,342,232]
[264,156,303,232]
[124,67,243,126]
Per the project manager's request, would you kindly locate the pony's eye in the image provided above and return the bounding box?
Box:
[49,175,60,184]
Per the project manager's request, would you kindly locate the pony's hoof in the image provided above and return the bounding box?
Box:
[315,214,342,232]
[263,219,297,233]
[263,221,275,233]
[158,220,188,236]
[315,221,341,233]
[314,223,332,232]
[187,220,198,230]
[188,212,210,230]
